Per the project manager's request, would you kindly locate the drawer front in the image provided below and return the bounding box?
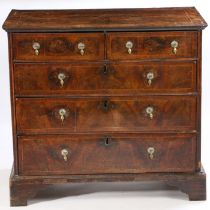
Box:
[16,96,196,134]
[12,33,104,61]
[14,61,196,96]
[107,31,197,60]
[18,134,196,175]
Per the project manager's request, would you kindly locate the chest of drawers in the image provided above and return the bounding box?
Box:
[3,7,207,206]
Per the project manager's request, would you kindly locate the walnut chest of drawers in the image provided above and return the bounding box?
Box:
[3,7,207,205]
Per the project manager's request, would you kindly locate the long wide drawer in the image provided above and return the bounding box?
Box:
[18,134,196,175]
[14,61,196,96]
[12,33,104,61]
[16,96,197,134]
[107,31,198,60]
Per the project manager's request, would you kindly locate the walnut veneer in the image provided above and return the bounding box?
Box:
[3,7,207,205]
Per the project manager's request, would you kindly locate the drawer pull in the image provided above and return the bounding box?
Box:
[59,108,67,122]
[78,42,85,55]
[147,147,155,159]
[32,42,40,55]
[171,40,179,54]
[57,72,66,87]
[125,41,133,54]
[146,72,154,86]
[146,106,154,119]
[61,149,69,161]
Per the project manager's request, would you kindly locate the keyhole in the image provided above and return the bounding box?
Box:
[103,65,108,74]
[102,137,113,147]
[105,137,109,146]
[104,100,109,110]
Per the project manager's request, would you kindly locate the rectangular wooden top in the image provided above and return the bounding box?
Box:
[2,7,207,32]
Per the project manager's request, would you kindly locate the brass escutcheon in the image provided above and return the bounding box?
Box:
[147,147,155,159]
[32,42,40,55]
[146,106,154,119]
[146,72,154,86]
[59,108,67,122]
[57,72,66,87]
[125,41,133,54]
[78,42,85,55]
[61,149,69,161]
[171,40,179,54]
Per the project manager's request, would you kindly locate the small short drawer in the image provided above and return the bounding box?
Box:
[16,96,196,134]
[14,61,196,96]
[18,134,196,175]
[12,33,104,61]
[107,31,197,60]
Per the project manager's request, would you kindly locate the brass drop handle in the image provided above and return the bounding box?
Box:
[147,147,155,159]
[78,42,85,55]
[57,72,66,87]
[171,40,179,54]
[125,41,133,54]
[59,108,67,122]
[32,42,40,55]
[146,106,154,119]
[146,72,154,86]
[61,149,69,161]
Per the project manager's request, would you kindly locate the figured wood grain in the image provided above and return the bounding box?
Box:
[18,134,196,175]
[196,31,202,171]
[107,31,198,60]
[3,7,207,205]
[15,96,197,134]
[14,61,196,96]
[3,7,207,32]
[12,33,104,61]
